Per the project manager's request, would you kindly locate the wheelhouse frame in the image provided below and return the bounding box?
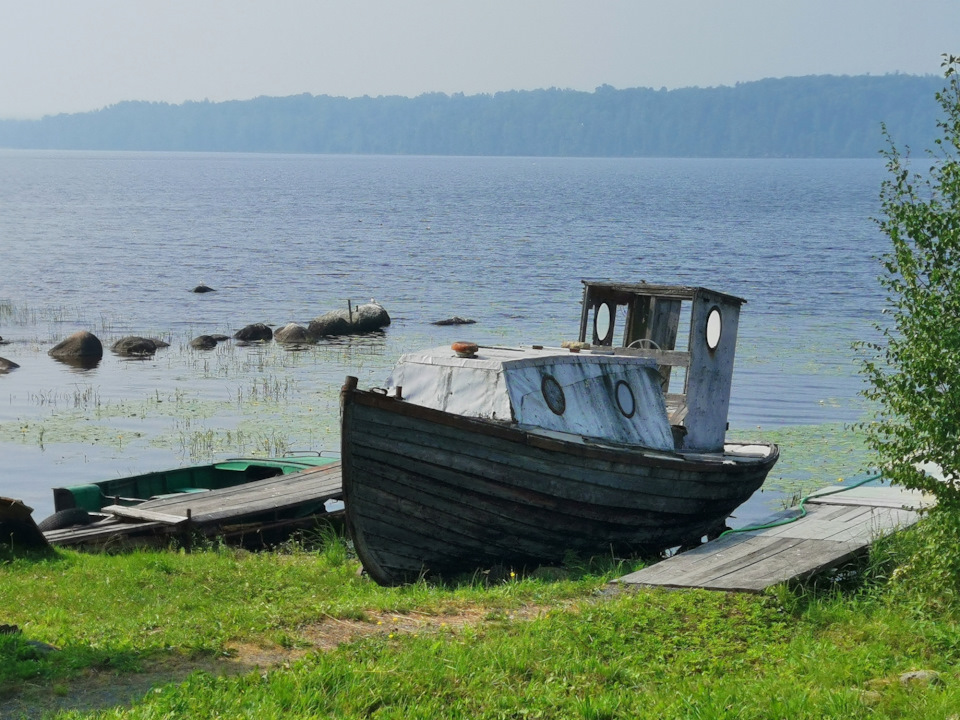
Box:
[577,280,745,452]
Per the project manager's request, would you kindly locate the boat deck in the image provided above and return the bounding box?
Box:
[616,484,932,593]
[44,461,344,547]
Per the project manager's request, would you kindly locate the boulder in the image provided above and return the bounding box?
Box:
[191,284,215,293]
[307,313,351,338]
[234,323,273,342]
[432,316,476,326]
[111,336,161,356]
[210,334,231,342]
[189,335,218,350]
[274,323,313,344]
[48,331,103,359]
[0,357,19,373]
[308,302,391,337]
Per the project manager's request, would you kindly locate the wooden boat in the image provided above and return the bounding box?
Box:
[341,281,779,585]
[45,454,340,531]
[0,497,49,550]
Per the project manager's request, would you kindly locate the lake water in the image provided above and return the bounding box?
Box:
[0,151,889,521]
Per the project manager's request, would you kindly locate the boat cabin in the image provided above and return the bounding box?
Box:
[382,281,744,455]
[578,280,745,452]
[384,346,676,452]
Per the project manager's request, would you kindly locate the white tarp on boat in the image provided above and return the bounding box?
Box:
[385,345,674,451]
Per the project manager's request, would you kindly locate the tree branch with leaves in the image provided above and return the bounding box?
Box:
[859,54,960,508]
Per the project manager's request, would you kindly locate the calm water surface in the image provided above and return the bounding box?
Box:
[0,151,888,520]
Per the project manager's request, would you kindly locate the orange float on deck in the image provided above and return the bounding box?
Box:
[451,341,479,358]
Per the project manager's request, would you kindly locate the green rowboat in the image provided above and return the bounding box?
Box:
[51,454,339,517]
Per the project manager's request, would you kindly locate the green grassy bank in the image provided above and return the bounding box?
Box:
[2,519,960,720]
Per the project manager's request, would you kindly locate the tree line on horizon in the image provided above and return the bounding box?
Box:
[0,74,945,158]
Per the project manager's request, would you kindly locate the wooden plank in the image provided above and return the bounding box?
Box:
[620,537,869,592]
[46,463,344,546]
[102,505,188,525]
[623,536,805,587]
[127,463,343,525]
[617,484,926,593]
[758,505,918,543]
[711,538,865,592]
[173,481,341,524]
[807,485,934,510]
[613,348,690,367]
[45,520,167,545]
[625,534,771,578]
[756,504,872,538]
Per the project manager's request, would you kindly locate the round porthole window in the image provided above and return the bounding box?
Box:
[615,380,635,418]
[541,375,566,415]
[594,302,613,344]
[705,306,722,351]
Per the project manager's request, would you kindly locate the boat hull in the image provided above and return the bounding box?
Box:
[341,386,778,585]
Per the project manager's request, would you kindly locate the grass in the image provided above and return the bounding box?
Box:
[1,522,960,719]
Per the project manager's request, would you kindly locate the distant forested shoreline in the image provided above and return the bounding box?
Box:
[0,74,944,157]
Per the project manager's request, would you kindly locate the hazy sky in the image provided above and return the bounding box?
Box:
[1,0,957,119]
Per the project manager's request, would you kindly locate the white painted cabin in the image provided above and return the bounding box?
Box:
[384,281,746,455]
[384,346,675,452]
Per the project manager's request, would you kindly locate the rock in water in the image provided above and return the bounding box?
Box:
[432,316,476,326]
[234,323,273,342]
[0,357,19,373]
[111,337,161,356]
[48,331,103,359]
[308,303,391,337]
[189,335,218,350]
[191,284,215,293]
[274,323,313,344]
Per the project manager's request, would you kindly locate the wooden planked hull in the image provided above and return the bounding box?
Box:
[341,385,779,585]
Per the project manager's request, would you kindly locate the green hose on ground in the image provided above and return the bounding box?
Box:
[719,473,884,538]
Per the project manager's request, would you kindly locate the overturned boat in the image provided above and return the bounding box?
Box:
[340,281,778,584]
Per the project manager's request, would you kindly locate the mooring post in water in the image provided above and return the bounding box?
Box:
[347,299,353,322]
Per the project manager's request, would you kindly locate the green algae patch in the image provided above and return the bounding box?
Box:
[0,395,234,447]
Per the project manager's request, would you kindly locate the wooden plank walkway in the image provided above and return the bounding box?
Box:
[617,484,934,593]
[45,461,343,547]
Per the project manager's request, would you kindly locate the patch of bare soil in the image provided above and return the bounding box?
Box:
[0,603,563,718]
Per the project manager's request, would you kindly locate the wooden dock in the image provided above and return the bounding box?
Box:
[617,484,933,593]
[44,461,344,547]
